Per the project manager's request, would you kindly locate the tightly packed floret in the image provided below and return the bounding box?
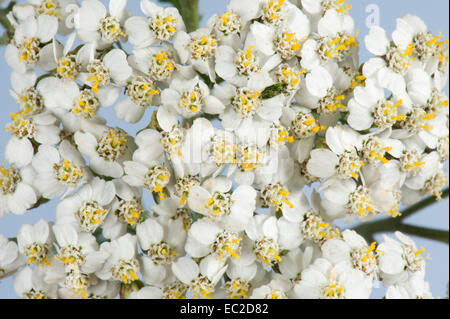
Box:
[0,0,448,299]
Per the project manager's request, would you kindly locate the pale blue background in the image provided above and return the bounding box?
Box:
[0,0,448,299]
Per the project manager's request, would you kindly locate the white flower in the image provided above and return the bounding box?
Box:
[295,64,351,116]
[114,74,160,123]
[318,130,405,219]
[390,70,448,149]
[122,159,170,201]
[377,231,428,286]
[358,159,406,217]
[36,74,80,110]
[74,0,128,47]
[17,219,54,267]
[253,149,310,223]
[294,257,371,299]
[5,14,58,74]
[321,230,380,278]
[36,42,103,114]
[0,0,448,300]
[52,88,107,134]
[386,274,433,299]
[0,234,24,279]
[78,48,132,100]
[128,46,189,84]
[300,10,356,70]
[214,44,265,87]
[32,141,89,199]
[364,25,418,93]
[402,152,447,204]
[174,27,218,81]
[5,111,60,168]
[56,276,120,299]
[55,177,116,233]
[226,127,273,187]
[129,127,169,165]
[297,191,342,244]
[137,218,185,286]
[37,40,118,118]
[301,0,353,16]
[135,274,189,299]
[257,0,290,26]
[14,266,58,299]
[8,70,44,115]
[320,160,404,220]
[392,15,443,63]
[51,223,109,297]
[206,9,243,49]
[102,178,144,239]
[365,26,391,57]
[307,125,363,180]
[185,218,243,261]
[21,0,79,35]
[125,0,185,49]
[128,286,164,299]
[245,215,301,268]
[0,164,37,217]
[280,106,322,163]
[169,173,202,208]
[278,245,314,282]
[188,176,257,232]
[220,0,261,28]
[35,35,87,112]
[97,233,140,285]
[151,197,189,223]
[172,255,228,299]
[52,223,108,273]
[38,47,127,124]
[359,130,405,166]
[161,75,225,119]
[271,62,306,102]
[217,73,285,131]
[251,278,292,299]
[219,257,262,299]
[347,78,408,131]
[178,118,231,177]
[74,125,135,178]
[249,6,310,61]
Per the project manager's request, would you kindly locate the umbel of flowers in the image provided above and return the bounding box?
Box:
[0,0,448,299]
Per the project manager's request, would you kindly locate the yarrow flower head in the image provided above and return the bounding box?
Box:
[0,0,447,300]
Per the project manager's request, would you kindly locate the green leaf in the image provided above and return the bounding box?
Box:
[30,197,50,210]
[260,83,288,100]
[0,1,17,42]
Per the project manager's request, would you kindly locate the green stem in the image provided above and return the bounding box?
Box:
[399,187,449,221]
[119,283,126,299]
[35,71,56,85]
[0,1,16,30]
[0,1,16,45]
[396,224,448,244]
[352,187,449,244]
[30,197,50,210]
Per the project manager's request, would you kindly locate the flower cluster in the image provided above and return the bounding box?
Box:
[0,0,448,299]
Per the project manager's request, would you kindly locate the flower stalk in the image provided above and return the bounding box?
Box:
[0,1,16,45]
